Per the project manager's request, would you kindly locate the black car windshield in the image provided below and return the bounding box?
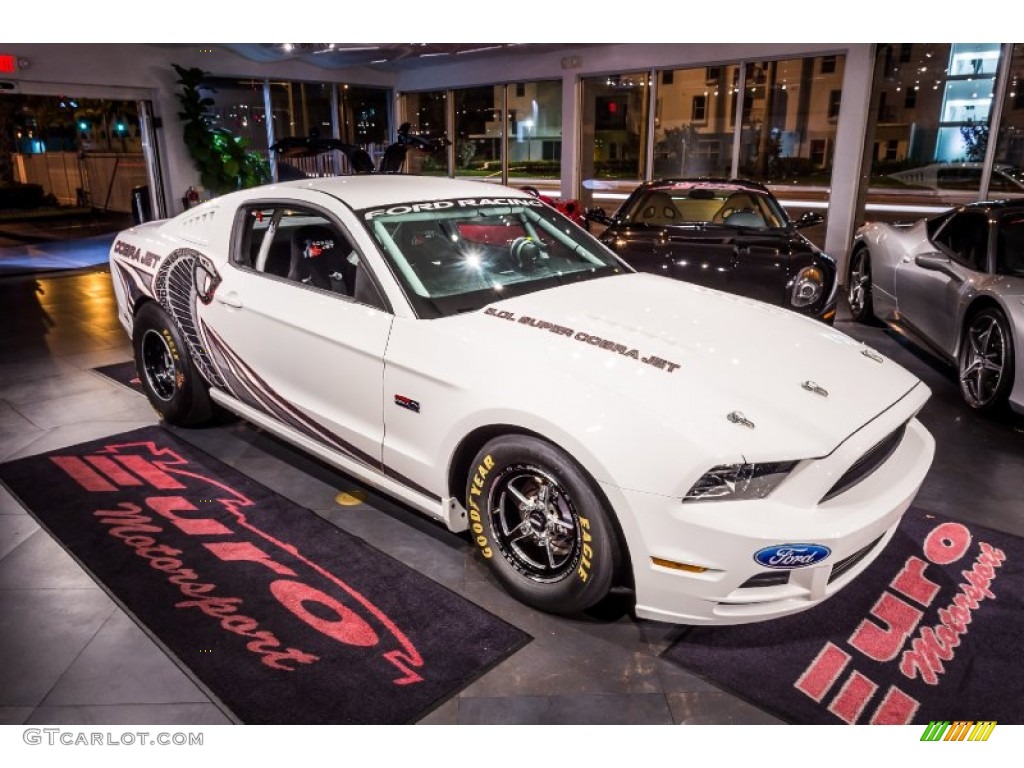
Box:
[359,197,627,318]
[618,183,788,230]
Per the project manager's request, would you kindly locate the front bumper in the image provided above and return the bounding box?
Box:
[603,386,934,625]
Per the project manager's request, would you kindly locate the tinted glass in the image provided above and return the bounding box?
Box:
[996,212,1024,276]
[933,211,989,270]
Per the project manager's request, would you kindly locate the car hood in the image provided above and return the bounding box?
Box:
[440,272,923,462]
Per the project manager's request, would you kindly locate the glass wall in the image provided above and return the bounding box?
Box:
[738,56,844,185]
[453,85,503,178]
[269,80,334,142]
[991,43,1024,199]
[403,90,448,175]
[400,80,563,187]
[653,65,738,178]
[205,77,271,154]
[507,80,563,187]
[866,43,1001,206]
[579,72,650,201]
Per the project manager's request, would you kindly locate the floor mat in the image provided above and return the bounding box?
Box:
[0,426,530,724]
[661,508,1023,725]
[91,360,142,392]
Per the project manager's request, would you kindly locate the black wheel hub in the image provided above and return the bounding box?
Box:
[141,329,176,402]
[487,465,582,584]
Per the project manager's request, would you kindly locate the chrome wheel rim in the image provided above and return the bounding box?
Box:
[141,329,177,402]
[487,464,581,583]
[960,315,1006,408]
[847,252,869,315]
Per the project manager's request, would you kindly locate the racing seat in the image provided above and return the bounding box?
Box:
[288,224,354,294]
[723,209,766,228]
[637,192,678,225]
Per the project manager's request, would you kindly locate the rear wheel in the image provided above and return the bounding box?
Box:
[958,307,1015,412]
[133,302,213,426]
[466,435,623,615]
[846,246,874,323]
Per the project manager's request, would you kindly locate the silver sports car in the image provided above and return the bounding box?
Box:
[849,200,1024,413]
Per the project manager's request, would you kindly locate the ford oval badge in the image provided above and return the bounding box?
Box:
[753,543,832,569]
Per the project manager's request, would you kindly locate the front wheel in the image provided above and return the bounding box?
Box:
[846,246,874,323]
[132,302,214,426]
[958,307,1015,413]
[466,435,624,616]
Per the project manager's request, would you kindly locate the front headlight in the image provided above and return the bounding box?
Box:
[790,265,824,308]
[684,461,798,502]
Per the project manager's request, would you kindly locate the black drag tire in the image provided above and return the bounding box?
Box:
[132,302,213,426]
[958,307,1015,413]
[846,246,874,323]
[465,434,624,615]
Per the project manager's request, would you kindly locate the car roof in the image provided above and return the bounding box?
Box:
[252,175,531,210]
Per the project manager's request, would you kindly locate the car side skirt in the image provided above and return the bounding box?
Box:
[208,389,458,531]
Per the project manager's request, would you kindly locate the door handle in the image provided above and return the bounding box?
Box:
[216,291,243,309]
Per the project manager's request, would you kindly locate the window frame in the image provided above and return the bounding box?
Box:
[229,198,393,313]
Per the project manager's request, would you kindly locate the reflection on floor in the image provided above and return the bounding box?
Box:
[1,266,1022,726]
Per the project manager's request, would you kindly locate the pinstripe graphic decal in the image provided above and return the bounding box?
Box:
[202,326,441,502]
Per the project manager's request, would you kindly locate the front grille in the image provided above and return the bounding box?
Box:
[828,535,883,584]
[821,423,907,502]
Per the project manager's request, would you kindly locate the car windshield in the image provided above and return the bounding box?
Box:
[618,183,788,229]
[359,197,627,318]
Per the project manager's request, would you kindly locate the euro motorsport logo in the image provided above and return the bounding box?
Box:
[920,721,997,741]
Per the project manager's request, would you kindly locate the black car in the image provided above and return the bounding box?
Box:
[586,179,838,323]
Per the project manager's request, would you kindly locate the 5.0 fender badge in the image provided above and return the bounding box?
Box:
[394,395,420,413]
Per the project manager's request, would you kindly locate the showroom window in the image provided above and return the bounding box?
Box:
[453,85,503,179]
[737,56,845,188]
[990,43,1024,200]
[400,81,562,188]
[506,80,563,188]
[652,64,737,180]
[579,71,650,202]
[402,90,448,176]
[865,43,1002,205]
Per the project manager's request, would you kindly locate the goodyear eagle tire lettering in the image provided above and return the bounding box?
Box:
[466,435,623,616]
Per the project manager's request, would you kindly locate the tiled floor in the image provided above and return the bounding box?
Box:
[1,265,1022,726]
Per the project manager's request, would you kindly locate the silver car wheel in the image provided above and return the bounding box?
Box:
[959,311,1008,409]
[847,250,870,318]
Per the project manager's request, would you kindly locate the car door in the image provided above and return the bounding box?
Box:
[894,209,988,354]
[199,193,393,467]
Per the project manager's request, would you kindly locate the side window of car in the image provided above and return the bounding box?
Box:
[933,211,989,271]
[236,204,389,312]
[996,215,1024,277]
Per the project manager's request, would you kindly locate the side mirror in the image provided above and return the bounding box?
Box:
[585,207,613,226]
[915,253,964,282]
[793,211,824,229]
